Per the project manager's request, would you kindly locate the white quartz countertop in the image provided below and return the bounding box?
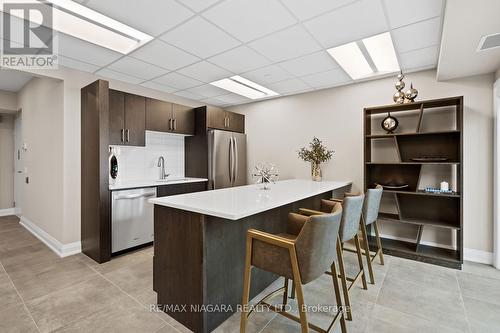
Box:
[109,177,208,191]
[149,179,352,220]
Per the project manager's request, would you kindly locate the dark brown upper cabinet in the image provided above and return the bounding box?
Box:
[206,106,244,133]
[145,97,194,135]
[109,90,146,146]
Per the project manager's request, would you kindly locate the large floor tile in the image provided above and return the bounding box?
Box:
[377,273,468,331]
[462,261,500,281]
[53,293,165,333]
[457,271,500,306]
[366,304,465,333]
[26,276,128,333]
[9,256,97,301]
[463,296,500,333]
[89,248,151,275]
[0,270,23,312]
[0,304,38,333]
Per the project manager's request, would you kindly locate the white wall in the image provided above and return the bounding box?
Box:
[494,72,500,268]
[0,113,15,209]
[17,77,65,242]
[0,90,17,112]
[230,69,495,256]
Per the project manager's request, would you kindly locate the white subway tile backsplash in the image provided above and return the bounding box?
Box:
[110,131,185,182]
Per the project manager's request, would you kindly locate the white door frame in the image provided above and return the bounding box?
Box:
[494,78,500,269]
[14,110,22,216]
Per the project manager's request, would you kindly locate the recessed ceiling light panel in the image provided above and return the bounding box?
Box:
[3,0,153,54]
[477,32,500,51]
[327,42,373,79]
[210,76,278,100]
[362,32,400,73]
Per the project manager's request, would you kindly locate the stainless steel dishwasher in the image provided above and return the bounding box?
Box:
[111,187,156,253]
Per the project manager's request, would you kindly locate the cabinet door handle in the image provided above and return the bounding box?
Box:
[121,129,125,142]
[224,117,228,127]
[173,119,177,131]
[227,116,230,128]
[126,129,130,142]
[168,118,172,131]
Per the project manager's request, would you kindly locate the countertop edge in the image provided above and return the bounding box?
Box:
[150,180,352,220]
[109,178,208,191]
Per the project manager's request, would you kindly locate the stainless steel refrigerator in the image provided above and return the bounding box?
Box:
[208,129,247,189]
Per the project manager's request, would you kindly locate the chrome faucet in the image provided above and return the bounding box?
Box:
[157,156,169,180]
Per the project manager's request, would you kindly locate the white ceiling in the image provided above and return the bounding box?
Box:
[0,69,34,92]
[3,0,446,106]
[437,0,500,81]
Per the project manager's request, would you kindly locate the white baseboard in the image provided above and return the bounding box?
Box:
[0,208,16,217]
[19,216,81,258]
[464,248,494,265]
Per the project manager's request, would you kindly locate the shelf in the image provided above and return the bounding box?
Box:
[381,189,461,198]
[378,213,460,230]
[364,96,463,115]
[367,235,461,269]
[366,162,460,165]
[366,130,460,139]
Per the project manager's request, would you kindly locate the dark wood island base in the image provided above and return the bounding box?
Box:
[153,191,335,333]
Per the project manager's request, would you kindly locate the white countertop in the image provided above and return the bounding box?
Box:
[149,179,352,220]
[109,177,208,191]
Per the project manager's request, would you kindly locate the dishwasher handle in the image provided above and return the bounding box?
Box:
[113,192,156,200]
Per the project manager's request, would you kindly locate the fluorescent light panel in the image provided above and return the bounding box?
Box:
[362,32,399,73]
[210,76,278,100]
[327,32,400,80]
[4,0,152,54]
[327,42,373,79]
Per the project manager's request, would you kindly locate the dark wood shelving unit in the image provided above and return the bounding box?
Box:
[364,96,463,269]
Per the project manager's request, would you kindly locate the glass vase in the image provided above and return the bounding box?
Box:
[311,162,322,181]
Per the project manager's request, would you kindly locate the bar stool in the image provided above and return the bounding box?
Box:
[240,206,346,333]
[300,194,366,321]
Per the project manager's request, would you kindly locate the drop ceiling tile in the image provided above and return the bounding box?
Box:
[58,56,100,73]
[96,68,144,85]
[202,0,296,42]
[215,93,251,104]
[107,57,169,80]
[160,17,240,58]
[185,84,228,98]
[130,40,200,71]
[84,0,194,36]
[200,97,227,107]
[57,33,121,66]
[174,90,205,100]
[279,51,339,77]
[153,72,203,90]
[248,25,321,62]
[304,0,388,48]
[392,17,441,53]
[282,0,357,21]
[300,68,351,88]
[0,69,33,92]
[398,45,438,71]
[268,78,310,94]
[177,61,231,82]
[207,46,271,73]
[383,0,443,29]
[177,0,220,12]
[243,64,294,85]
[140,81,178,93]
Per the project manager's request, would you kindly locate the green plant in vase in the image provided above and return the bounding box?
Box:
[298,137,334,181]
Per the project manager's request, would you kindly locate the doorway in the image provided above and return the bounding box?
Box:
[14,111,23,215]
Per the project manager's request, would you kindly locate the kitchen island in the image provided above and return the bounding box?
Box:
[150,179,352,333]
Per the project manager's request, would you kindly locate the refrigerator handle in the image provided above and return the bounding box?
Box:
[228,137,233,184]
[233,136,238,185]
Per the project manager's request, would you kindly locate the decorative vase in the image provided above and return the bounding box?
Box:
[311,162,322,181]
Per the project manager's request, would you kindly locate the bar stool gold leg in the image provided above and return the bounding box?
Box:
[374,221,385,265]
[240,235,253,333]
[331,262,347,333]
[354,234,368,290]
[359,220,375,284]
[289,246,309,333]
[336,238,352,321]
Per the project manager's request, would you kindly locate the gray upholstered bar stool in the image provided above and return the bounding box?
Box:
[300,194,366,321]
[240,206,346,333]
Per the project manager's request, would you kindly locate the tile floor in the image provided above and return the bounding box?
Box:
[1,215,499,333]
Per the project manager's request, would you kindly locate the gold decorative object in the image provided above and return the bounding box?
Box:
[298,137,334,182]
[404,83,418,102]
